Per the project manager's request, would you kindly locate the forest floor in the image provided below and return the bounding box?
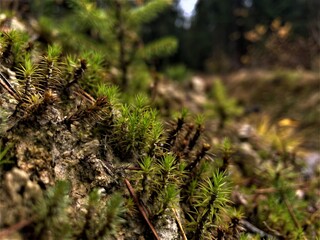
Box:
[203,68,319,151]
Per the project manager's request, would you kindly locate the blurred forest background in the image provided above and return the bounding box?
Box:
[1,0,319,72]
[143,0,319,72]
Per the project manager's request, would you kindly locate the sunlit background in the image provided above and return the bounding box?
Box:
[178,0,197,17]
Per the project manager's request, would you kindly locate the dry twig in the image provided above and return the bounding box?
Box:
[240,219,277,239]
[0,70,21,101]
[0,218,34,238]
[171,207,187,240]
[124,178,160,240]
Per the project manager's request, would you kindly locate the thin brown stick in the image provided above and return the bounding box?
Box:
[262,221,282,237]
[254,187,277,194]
[0,70,21,101]
[283,196,301,229]
[125,166,141,171]
[171,208,187,240]
[124,178,160,240]
[74,87,96,104]
[255,183,307,194]
[240,219,276,239]
[0,218,34,238]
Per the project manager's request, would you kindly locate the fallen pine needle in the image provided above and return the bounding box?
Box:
[124,178,160,240]
[172,207,187,240]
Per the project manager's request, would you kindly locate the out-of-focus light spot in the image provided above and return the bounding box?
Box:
[179,0,198,18]
[244,0,253,8]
